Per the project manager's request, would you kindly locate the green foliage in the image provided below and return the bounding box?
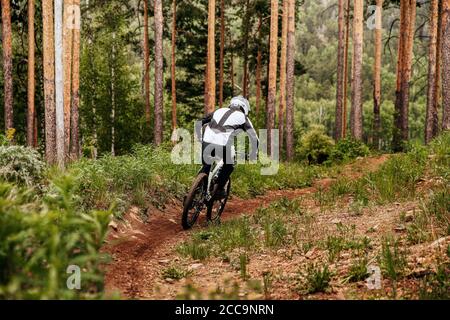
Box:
[0,146,46,186]
[419,263,450,300]
[297,125,335,164]
[0,178,111,299]
[329,138,370,163]
[429,132,450,180]
[379,237,406,281]
[347,257,369,283]
[161,265,192,280]
[176,239,211,261]
[263,217,288,248]
[300,263,332,294]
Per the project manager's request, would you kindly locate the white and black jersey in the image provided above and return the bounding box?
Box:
[200,107,259,159]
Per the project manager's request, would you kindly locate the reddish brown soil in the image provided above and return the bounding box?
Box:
[103,155,389,298]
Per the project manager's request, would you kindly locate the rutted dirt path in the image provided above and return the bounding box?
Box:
[103,156,389,298]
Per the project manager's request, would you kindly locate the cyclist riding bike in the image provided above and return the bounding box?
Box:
[197,96,259,199]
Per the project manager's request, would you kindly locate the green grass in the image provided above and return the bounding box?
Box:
[70,145,324,216]
[299,263,333,294]
[162,265,192,280]
[347,257,369,282]
[379,236,406,281]
[419,263,450,300]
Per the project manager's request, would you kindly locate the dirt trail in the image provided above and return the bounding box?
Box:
[103,155,389,298]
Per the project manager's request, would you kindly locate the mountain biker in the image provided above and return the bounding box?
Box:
[197,96,259,198]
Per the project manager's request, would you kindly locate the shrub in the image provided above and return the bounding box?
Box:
[329,138,370,163]
[0,145,46,186]
[297,125,335,164]
[0,177,111,299]
[300,263,332,294]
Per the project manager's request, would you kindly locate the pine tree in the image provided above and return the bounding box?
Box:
[154,0,164,145]
[373,0,383,148]
[27,0,36,147]
[425,0,439,143]
[286,0,296,161]
[1,0,13,133]
[350,0,364,140]
[43,0,57,164]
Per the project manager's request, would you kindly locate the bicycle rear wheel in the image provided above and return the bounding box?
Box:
[182,173,208,230]
[206,179,231,224]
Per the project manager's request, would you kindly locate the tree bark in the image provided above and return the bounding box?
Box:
[1,0,13,133]
[154,0,164,145]
[205,0,216,114]
[442,0,450,130]
[373,0,383,148]
[230,32,234,97]
[255,14,262,118]
[286,0,296,161]
[27,0,36,147]
[267,0,279,156]
[342,0,350,138]
[55,0,65,167]
[219,0,225,107]
[43,0,57,164]
[242,0,250,98]
[71,0,81,159]
[143,0,151,130]
[111,33,116,156]
[171,0,177,134]
[335,0,345,141]
[63,0,74,157]
[279,0,288,153]
[393,0,415,151]
[425,0,439,144]
[350,0,363,140]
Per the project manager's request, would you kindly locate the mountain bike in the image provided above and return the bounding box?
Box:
[181,153,232,230]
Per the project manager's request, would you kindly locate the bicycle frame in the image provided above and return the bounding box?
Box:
[204,146,235,202]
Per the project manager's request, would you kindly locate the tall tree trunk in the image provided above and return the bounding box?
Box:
[171,0,177,136]
[55,0,65,167]
[71,0,81,159]
[425,0,439,144]
[350,0,363,140]
[373,0,383,148]
[242,0,250,98]
[286,0,296,161]
[278,0,288,153]
[111,33,116,156]
[255,14,262,118]
[27,0,36,147]
[1,0,13,133]
[342,0,350,138]
[43,0,56,164]
[230,33,234,97]
[63,0,74,157]
[442,0,450,130]
[143,0,151,130]
[205,0,216,114]
[267,0,279,156]
[335,0,345,141]
[219,0,225,107]
[154,0,164,145]
[393,0,415,151]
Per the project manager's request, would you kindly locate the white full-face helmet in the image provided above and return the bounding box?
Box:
[230,96,251,116]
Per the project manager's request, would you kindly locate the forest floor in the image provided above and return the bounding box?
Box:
[103,155,449,300]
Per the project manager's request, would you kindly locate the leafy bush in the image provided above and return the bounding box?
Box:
[297,125,335,164]
[0,177,111,299]
[329,138,370,163]
[300,263,332,294]
[0,145,46,186]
